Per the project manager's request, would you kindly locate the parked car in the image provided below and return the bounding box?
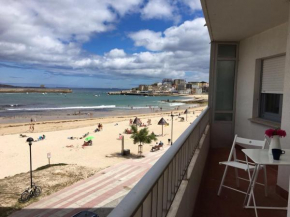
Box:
[72,211,99,217]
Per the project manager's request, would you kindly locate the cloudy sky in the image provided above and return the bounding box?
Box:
[0,0,210,88]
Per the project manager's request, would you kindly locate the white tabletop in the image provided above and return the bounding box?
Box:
[242,149,290,165]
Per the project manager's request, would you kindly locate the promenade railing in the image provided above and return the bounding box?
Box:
[108,107,210,217]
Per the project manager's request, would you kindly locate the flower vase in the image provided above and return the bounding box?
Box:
[269,135,281,155]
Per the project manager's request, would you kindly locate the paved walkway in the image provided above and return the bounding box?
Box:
[10,147,169,217]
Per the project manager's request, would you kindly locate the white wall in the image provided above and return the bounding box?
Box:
[278,15,290,191]
[235,23,288,140]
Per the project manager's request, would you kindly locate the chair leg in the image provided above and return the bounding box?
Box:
[263,166,268,197]
[218,165,228,196]
[234,168,240,187]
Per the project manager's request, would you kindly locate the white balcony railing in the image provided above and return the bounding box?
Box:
[108,107,210,217]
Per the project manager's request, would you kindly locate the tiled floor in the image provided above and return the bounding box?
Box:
[193,148,288,217]
[9,147,169,217]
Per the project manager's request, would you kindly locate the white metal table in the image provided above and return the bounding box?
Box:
[242,149,290,217]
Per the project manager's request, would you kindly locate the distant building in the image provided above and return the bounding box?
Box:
[192,88,203,94]
[176,84,186,90]
[188,81,209,93]
[138,85,148,91]
[178,89,191,94]
[173,79,186,85]
[162,78,173,84]
[200,81,209,87]
[188,81,209,88]
[186,84,193,89]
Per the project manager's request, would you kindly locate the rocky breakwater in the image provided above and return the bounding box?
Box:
[0,88,72,93]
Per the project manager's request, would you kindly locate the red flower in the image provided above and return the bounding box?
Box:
[265,128,287,137]
[265,129,275,137]
[277,129,287,137]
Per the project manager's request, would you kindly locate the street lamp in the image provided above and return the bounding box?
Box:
[26,137,34,188]
[184,109,188,121]
[170,112,178,145]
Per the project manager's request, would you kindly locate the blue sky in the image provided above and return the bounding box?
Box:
[0,0,210,88]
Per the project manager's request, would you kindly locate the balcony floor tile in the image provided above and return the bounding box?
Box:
[193,148,287,217]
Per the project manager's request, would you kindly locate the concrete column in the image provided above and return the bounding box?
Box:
[277,4,290,192]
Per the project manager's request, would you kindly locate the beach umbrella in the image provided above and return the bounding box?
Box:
[133,117,141,125]
[85,136,95,141]
[158,117,168,136]
[184,109,188,121]
[133,117,141,130]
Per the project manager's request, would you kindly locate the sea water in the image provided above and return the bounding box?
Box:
[0,88,193,116]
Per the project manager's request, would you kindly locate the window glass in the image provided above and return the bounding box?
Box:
[264,94,280,113]
[215,61,235,111]
[260,93,282,122]
[218,45,236,58]
[215,113,233,121]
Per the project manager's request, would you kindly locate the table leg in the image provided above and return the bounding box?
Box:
[243,155,256,206]
[246,164,260,217]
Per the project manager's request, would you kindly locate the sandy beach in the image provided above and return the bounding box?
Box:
[0,103,206,179]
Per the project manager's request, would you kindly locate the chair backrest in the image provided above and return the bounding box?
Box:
[227,135,266,162]
[235,137,266,149]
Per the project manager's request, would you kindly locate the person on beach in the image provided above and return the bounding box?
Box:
[118,134,123,140]
[38,135,45,140]
[147,119,151,125]
[98,123,103,130]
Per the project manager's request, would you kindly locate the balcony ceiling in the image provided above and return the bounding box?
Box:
[201,0,289,41]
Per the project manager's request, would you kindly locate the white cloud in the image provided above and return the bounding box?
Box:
[181,0,202,11]
[0,0,142,64]
[0,0,209,82]
[129,30,163,51]
[140,0,201,22]
[105,49,127,58]
[141,0,174,19]
[129,18,210,53]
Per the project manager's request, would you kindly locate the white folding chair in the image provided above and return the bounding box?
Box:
[217,135,268,196]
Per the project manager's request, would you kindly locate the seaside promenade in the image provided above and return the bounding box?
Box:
[9,147,169,217]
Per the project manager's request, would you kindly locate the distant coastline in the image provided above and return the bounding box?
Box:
[0,87,72,93]
[107,91,192,97]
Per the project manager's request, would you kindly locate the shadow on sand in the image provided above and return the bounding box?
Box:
[106,152,145,159]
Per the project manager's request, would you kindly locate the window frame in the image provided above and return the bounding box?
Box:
[257,55,285,123]
[213,43,238,122]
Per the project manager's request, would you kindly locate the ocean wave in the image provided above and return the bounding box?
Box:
[169,103,185,107]
[7,105,116,111]
[117,106,159,110]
